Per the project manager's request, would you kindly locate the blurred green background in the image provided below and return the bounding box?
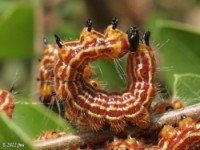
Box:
[0,0,200,149]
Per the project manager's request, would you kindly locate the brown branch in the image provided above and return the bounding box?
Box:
[33,103,200,150]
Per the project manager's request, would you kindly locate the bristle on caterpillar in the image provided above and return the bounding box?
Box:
[53,17,156,131]
[39,44,101,103]
[0,89,15,118]
[157,116,200,150]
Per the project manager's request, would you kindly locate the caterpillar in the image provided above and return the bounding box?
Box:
[39,42,59,103]
[105,136,147,150]
[39,18,125,103]
[39,41,101,104]
[0,88,15,118]
[157,116,200,150]
[54,17,156,131]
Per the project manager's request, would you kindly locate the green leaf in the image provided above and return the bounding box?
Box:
[0,113,36,150]
[0,4,34,59]
[13,97,75,138]
[173,73,200,106]
[0,1,15,17]
[93,58,127,92]
[154,20,200,90]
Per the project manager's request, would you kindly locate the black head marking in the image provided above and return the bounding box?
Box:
[142,31,150,45]
[111,16,118,29]
[43,38,48,45]
[86,19,92,32]
[36,78,40,81]
[54,34,62,48]
[128,27,139,52]
[181,114,187,120]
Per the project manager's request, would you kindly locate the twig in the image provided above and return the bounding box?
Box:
[33,103,200,150]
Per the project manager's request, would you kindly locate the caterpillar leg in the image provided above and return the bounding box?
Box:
[108,120,127,132]
[74,114,104,131]
[127,107,150,129]
[65,100,81,121]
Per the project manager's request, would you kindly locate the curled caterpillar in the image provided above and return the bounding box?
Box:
[54,17,156,131]
[0,88,15,118]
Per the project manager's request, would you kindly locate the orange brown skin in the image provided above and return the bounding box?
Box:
[151,99,185,115]
[36,130,66,141]
[105,118,200,150]
[151,101,174,115]
[54,18,156,132]
[39,46,100,103]
[55,21,129,131]
[83,65,93,82]
[83,65,101,90]
[157,117,200,150]
[105,136,147,150]
[0,90,15,118]
[39,44,59,102]
[88,79,101,90]
[170,98,185,109]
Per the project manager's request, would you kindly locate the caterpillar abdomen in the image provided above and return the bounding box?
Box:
[39,17,156,131]
[53,19,156,131]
